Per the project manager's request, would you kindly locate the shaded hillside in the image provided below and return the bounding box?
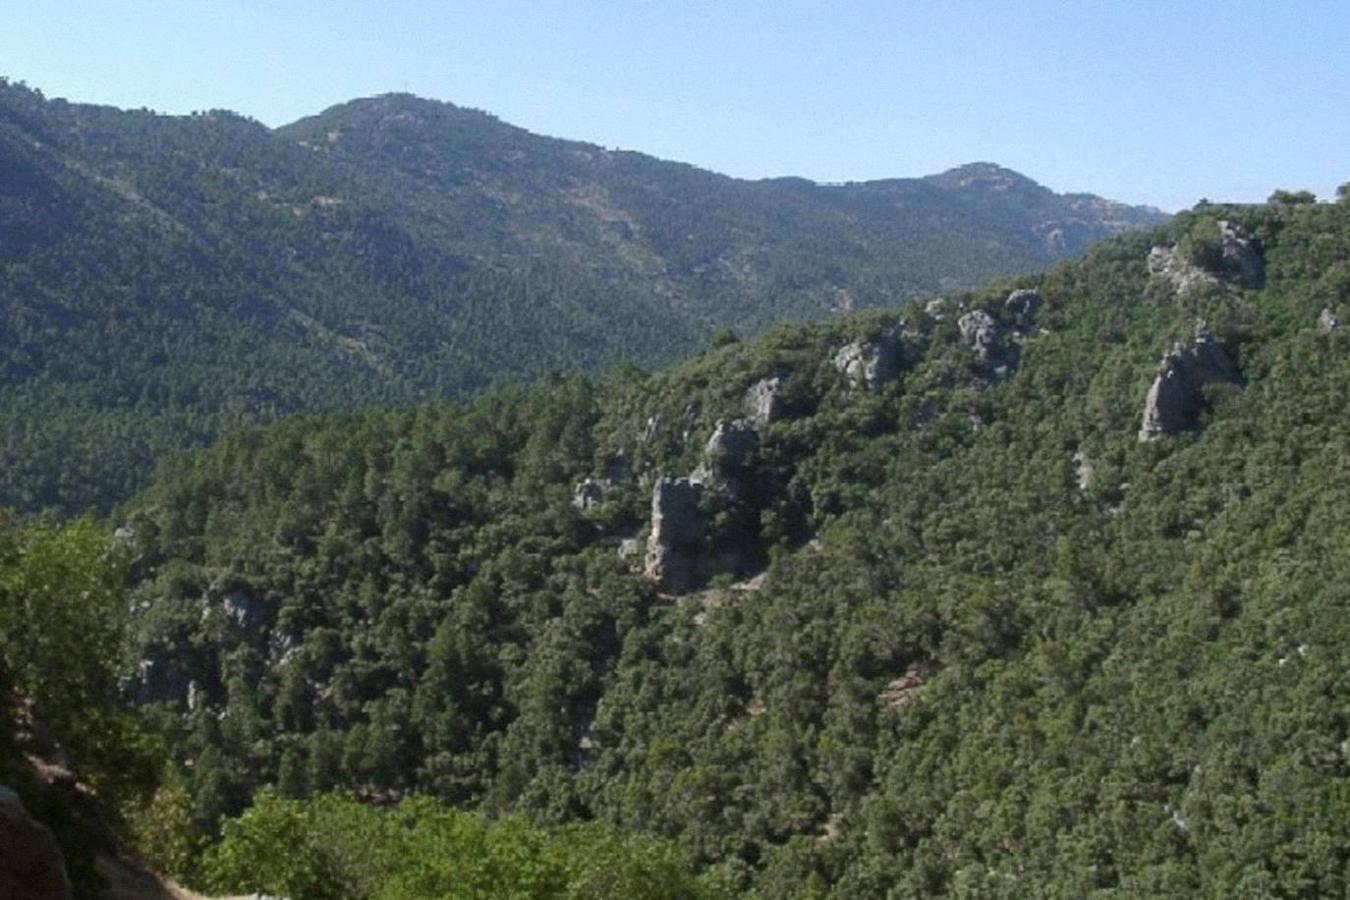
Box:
[0,78,1163,513]
[118,199,1350,896]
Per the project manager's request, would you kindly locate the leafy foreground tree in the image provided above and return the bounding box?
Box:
[202,791,729,900]
[0,515,166,897]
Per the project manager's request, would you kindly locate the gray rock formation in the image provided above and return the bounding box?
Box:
[1148,244,1218,295]
[1218,220,1264,288]
[1004,289,1041,333]
[1139,324,1244,441]
[643,478,707,592]
[958,310,1002,361]
[1319,308,1340,331]
[958,309,1018,377]
[743,376,784,426]
[1072,449,1094,490]
[693,419,760,498]
[220,590,265,634]
[572,477,605,511]
[701,419,758,474]
[833,334,901,391]
[925,297,965,322]
[639,415,659,445]
[0,785,73,900]
[1149,220,1264,295]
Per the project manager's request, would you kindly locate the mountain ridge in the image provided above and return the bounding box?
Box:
[0,77,1166,513]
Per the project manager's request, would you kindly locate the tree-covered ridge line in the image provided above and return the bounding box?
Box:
[109,197,1350,896]
[0,76,1164,514]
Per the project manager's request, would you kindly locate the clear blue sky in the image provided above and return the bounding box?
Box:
[3,1,1347,211]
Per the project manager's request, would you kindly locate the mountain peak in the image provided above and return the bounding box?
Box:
[926,162,1044,192]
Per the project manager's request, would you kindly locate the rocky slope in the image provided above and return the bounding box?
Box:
[0,78,1164,513]
[116,199,1350,895]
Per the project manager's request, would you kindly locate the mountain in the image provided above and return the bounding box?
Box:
[0,79,1165,514]
[111,199,1350,896]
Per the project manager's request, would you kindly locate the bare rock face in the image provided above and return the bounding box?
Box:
[743,376,784,426]
[700,419,758,474]
[958,310,1018,377]
[1139,324,1245,441]
[1149,220,1264,295]
[693,419,760,499]
[957,310,1002,361]
[833,334,900,391]
[0,785,73,900]
[643,478,707,592]
[1149,244,1218,295]
[1319,308,1340,331]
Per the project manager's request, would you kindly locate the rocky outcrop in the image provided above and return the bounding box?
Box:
[743,376,784,426]
[1072,449,1094,491]
[833,334,901,391]
[878,665,929,709]
[1149,245,1218,294]
[0,785,72,900]
[1319,308,1340,331]
[693,419,760,500]
[1149,220,1264,295]
[957,311,1001,361]
[573,454,628,511]
[572,478,605,511]
[1139,324,1244,441]
[958,310,1018,377]
[643,478,707,592]
[924,297,965,322]
[1218,220,1264,288]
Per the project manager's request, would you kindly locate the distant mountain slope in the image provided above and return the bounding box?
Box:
[0,79,1165,512]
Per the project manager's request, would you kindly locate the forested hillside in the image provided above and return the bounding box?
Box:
[0,77,1164,514]
[101,198,1350,896]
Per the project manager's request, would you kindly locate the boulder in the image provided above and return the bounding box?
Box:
[743,376,784,426]
[0,785,72,900]
[1139,324,1244,441]
[1319,308,1340,331]
[833,334,900,391]
[643,478,707,592]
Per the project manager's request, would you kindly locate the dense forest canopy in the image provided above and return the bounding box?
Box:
[0,77,1164,515]
[65,198,1346,896]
